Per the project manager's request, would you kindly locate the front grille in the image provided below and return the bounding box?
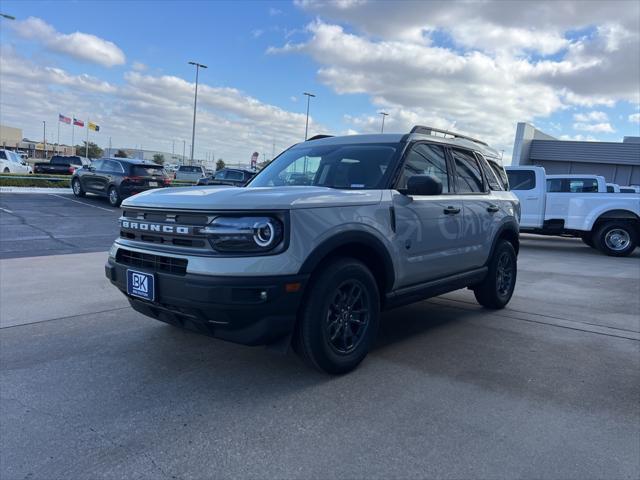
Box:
[120,209,211,251]
[116,248,188,275]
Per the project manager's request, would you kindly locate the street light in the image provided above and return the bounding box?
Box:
[188,61,207,164]
[379,112,389,133]
[303,92,315,140]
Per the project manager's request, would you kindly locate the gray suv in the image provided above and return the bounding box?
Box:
[106,126,520,373]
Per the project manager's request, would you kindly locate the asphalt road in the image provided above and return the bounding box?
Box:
[0,193,120,259]
[1,194,639,479]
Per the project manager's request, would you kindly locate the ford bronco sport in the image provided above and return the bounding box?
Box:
[106,126,520,373]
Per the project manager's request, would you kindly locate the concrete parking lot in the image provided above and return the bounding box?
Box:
[1,193,639,479]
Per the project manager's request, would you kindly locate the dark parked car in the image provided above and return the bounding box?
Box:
[34,155,92,175]
[71,158,170,207]
[197,168,255,186]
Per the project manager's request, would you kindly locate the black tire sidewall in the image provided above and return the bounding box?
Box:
[474,240,517,309]
[595,222,637,257]
[298,259,380,374]
[72,178,83,196]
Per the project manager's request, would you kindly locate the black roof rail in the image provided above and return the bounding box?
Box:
[410,125,488,147]
[305,134,334,141]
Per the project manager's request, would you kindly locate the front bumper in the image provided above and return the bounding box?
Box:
[106,258,308,346]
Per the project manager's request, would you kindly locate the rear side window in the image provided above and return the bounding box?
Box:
[546,178,599,193]
[50,156,67,164]
[476,154,503,191]
[0,151,6,160]
[506,170,536,190]
[226,170,243,181]
[452,149,484,193]
[214,171,226,179]
[132,165,164,176]
[397,143,449,192]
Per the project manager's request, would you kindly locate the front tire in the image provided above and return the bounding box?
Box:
[594,221,637,257]
[293,258,380,374]
[108,186,121,207]
[473,240,517,309]
[72,178,85,197]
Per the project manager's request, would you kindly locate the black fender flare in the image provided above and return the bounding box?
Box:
[298,230,396,293]
[488,220,520,262]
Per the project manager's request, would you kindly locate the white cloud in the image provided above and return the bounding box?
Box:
[269,7,283,16]
[573,122,615,133]
[573,111,609,122]
[272,2,639,151]
[629,113,640,124]
[0,48,319,164]
[131,61,147,72]
[11,16,126,67]
[251,29,264,38]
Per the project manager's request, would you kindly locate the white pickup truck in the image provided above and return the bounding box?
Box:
[506,166,640,256]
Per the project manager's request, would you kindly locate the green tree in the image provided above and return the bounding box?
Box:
[114,149,128,158]
[153,153,165,165]
[74,141,103,159]
[215,159,226,171]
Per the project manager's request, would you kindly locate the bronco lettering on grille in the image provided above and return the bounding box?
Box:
[120,220,191,235]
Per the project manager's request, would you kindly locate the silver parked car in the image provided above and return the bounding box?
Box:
[174,165,206,183]
[106,126,520,373]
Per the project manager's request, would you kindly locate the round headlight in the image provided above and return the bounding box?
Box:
[253,220,275,247]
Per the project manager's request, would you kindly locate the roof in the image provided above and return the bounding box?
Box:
[101,157,161,165]
[299,132,501,159]
[530,139,640,166]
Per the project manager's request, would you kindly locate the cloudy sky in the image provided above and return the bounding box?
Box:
[0,0,638,164]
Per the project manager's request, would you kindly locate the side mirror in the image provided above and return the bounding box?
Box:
[406,175,443,196]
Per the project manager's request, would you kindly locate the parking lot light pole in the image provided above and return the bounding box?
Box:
[188,61,207,165]
[379,112,389,133]
[303,92,315,140]
[42,121,47,159]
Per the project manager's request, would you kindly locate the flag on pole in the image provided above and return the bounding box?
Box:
[73,118,85,127]
[59,114,71,124]
[88,121,100,132]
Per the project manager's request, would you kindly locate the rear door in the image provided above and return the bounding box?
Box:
[82,160,102,192]
[449,148,495,268]
[392,142,465,285]
[506,168,544,228]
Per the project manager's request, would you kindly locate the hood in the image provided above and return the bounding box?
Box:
[122,185,383,210]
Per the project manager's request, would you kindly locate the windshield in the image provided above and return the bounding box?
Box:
[249,143,399,189]
[132,165,166,176]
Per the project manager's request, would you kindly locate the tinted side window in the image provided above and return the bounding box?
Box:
[226,170,243,181]
[397,143,449,192]
[214,171,226,179]
[476,154,503,191]
[91,160,104,171]
[569,178,598,193]
[0,151,6,160]
[50,156,66,164]
[452,149,484,193]
[506,170,536,190]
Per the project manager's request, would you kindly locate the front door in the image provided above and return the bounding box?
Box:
[392,142,465,287]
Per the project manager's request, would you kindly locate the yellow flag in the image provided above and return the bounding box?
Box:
[88,122,100,132]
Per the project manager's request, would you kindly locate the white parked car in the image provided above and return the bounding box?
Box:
[506,166,640,256]
[0,149,32,174]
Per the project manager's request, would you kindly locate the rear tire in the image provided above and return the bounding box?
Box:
[108,186,121,207]
[473,240,517,309]
[581,233,595,248]
[293,258,380,374]
[72,178,86,197]
[594,221,637,257]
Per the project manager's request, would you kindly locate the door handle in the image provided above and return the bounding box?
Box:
[526,196,539,200]
[443,206,461,215]
[487,204,500,213]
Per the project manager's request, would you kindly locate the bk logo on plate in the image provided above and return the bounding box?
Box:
[132,272,148,293]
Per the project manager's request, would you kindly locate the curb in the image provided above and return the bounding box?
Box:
[0,187,72,194]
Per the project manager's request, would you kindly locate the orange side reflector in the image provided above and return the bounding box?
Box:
[285,282,301,293]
